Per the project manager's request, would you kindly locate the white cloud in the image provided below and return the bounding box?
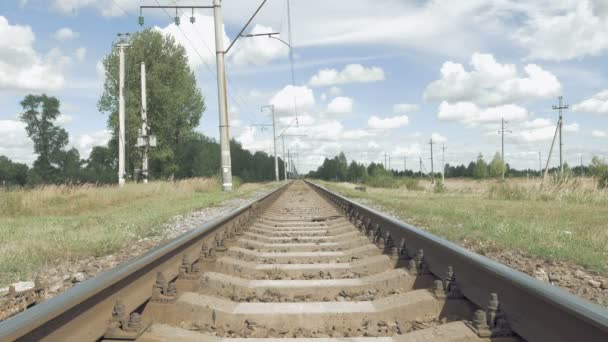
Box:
[328,86,342,96]
[522,118,553,128]
[431,133,447,143]
[75,47,86,62]
[230,24,289,66]
[53,0,135,17]
[514,121,579,143]
[592,130,607,138]
[52,27,79,41]
[0,17,70,92]
[326,97,353,114]
[437,101,529,126]
[368,115,409,129]
[72,129,111,158]
[514,1,608,61]
[235,127,274,154]
[302,121,344,141]
[392,143,422,157]
[0,119,35,164]
[392,104,418,114]
[573,90,608,115]
[309,64,385,87]
[96,60,105,79]
[269,85,315,116]
[341,129,372,140]
[55,114,73,125]
[424,53,561,106]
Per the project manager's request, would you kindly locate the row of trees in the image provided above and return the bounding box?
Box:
[1,29,286,187]
[308,152,608,184]
[1,109,285,187]
[307,152,393,183]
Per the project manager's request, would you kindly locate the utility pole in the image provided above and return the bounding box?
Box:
[552,96,569,174]
[419,157,423,179]
[281,135,287,180]
[429,138,435,184]
[498,117,512,180]
[287,149,291,179]
[262,105,279,181]
[441,144,447,184]
[140,62,148,183]
[388,155,391,170]
[213,0,232,191]
[538,152,542,178]
[117,33,130,187]
[137,63,157,184]
[580,154,584,177]
[140,1,270,191]
[280,134,306,181]
[384,152,387,169]
[543,119,561,182]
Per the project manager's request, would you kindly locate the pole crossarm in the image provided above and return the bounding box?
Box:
[225,0,269,54]
[278,117,299,137]
[140,0,269,55]
[241,32,291,47]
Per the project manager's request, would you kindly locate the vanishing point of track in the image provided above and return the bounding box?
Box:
[0,181,607,341]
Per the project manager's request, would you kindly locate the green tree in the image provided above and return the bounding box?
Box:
[58,148,83,182]
[98,29,205,180]
[473,153,488,179]
[488,152,505,178]
[0,156,29,187]
[82,146,116,184]
[20,94,69,183]
[347,161,368,182]
[590,156,608,189]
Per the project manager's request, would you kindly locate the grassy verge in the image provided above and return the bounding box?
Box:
[0,178,276,286]
[317,179,608,275]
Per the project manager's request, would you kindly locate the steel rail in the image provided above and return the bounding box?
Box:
[0,183,289,341]
[305,180,608,342]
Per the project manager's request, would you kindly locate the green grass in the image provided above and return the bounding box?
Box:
[318,180,608,275]
[0,178,276,286]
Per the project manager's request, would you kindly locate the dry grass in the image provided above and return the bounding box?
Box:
[0,178,221,217]
[0,178,274,286]
[320,178,608,274]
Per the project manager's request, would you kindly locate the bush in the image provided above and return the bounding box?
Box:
[361,175,423,190]
[590,157,608,189]
[488,183,529,201]
[434,181,447,193]
[364,174,399,188]
[402,178,423,191]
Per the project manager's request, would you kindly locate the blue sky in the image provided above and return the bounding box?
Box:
[1,0,607,173]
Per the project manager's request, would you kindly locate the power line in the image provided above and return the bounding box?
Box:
[110,0,132,17]
[159,0,262,126]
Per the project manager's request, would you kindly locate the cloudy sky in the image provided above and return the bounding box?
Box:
[1,0,608,174]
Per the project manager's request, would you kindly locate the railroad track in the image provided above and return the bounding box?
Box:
[0,180,607,341]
